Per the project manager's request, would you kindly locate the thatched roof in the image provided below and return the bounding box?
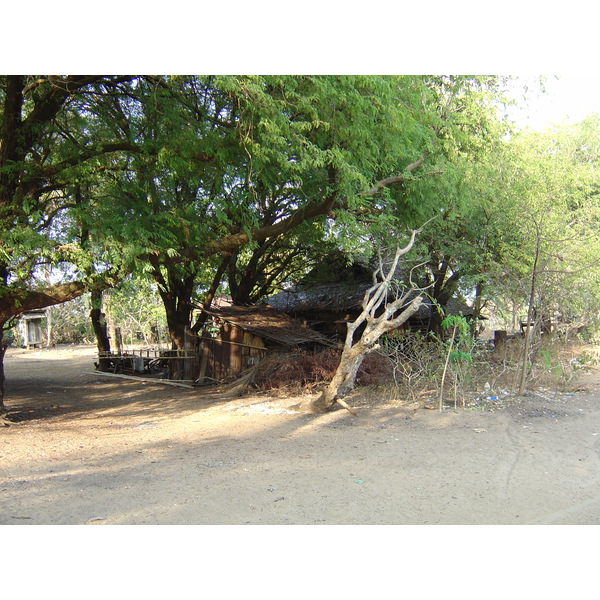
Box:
[267,284,475,321]
[196,303,334,348]
[440,297,478,318]
[267,282,370,313]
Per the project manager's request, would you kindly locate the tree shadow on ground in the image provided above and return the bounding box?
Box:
[3,372,289,424]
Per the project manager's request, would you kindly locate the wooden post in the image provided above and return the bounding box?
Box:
[229,325,244,376]
[46,307,53,348]
[197,338,209,383]
[183,328,200,380]
[114,327,123,354]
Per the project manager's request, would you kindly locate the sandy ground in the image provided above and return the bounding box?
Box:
[2,344,600,526]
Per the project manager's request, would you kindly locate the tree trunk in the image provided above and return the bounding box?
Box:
[518,221,542,395]
[310,235,424,414]
[426,258,461,336]
[191,254,231,333]
[90,290,112,371]
[161,292,191,351]
[102,291,119,352]
[470,280,485,337]
[310,345,366,413]
[0,326,7,414]
[149,253,196,351]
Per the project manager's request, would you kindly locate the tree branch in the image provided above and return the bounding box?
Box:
[0,270,123,323]
[359,134,439,197]
[204,194,338,257]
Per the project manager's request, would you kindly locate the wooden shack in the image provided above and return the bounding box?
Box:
[18,309,46,348]
[195,303,332,384]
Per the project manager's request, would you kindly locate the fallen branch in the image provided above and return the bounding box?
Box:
[83,371,194,388]
[218,365,260,398]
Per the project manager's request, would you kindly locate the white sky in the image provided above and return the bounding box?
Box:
[508,75,600,131]
[4,2,597,138]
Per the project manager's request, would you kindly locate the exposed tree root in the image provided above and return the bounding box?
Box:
[335,397,358,416]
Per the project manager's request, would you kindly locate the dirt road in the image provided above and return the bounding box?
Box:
[2,345,600,525]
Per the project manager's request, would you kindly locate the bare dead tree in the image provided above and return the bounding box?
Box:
[310,230,425,415]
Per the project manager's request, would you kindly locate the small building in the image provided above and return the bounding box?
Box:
[266,255,485,340]
[194,303,333,383]
[18,309,46,348]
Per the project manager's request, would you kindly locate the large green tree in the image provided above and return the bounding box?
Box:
[100,75,449,351]
[387,76,516,334]
[135,76,512,345]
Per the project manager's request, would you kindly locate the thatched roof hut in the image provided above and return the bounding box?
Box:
[193,302,333,383]
[267,283,475,338]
